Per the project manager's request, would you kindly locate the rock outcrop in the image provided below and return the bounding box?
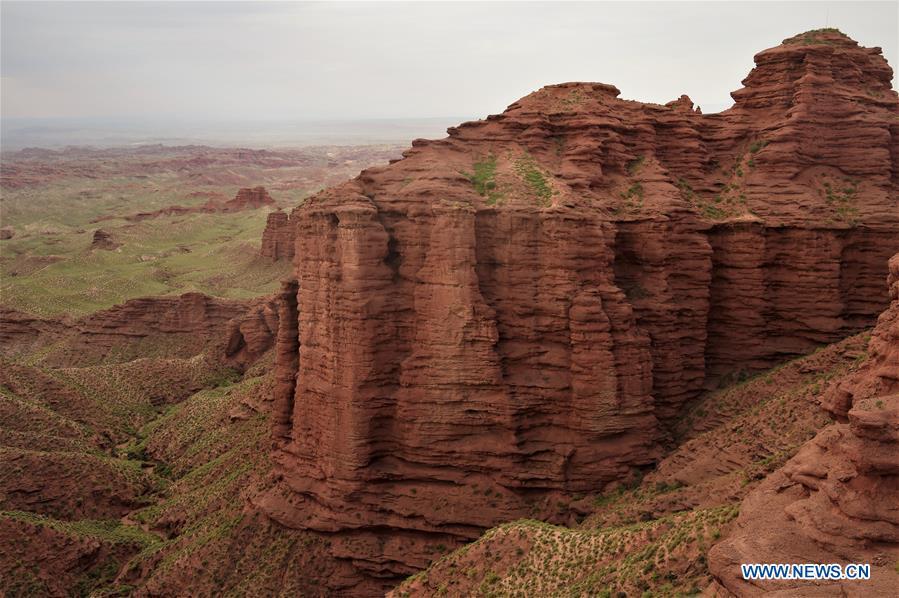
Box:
[820,252,899,418]
[106,186,277,223]
[76,292,245,351]
[0,516,147,597]
[223,292,281,370]
[0,307,68,354]
[259,30,898,587]
[90,229,119,250]
[259,209,296,261]
[708,253,899,596]
[223,186,275,212]
[2,291,282,370]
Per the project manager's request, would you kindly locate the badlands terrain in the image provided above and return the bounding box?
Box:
[1,29,898,597]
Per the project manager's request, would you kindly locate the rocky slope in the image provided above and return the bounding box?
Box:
[392,326,874,596]
[707,253,899,596]
[259,29,899,585]
[0,292,279,595]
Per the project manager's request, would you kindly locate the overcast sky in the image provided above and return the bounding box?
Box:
[2,1,897,124]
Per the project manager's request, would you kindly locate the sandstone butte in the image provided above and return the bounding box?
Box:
[248,29,899,586]
[102,185,276,223]
[3,29,895,595]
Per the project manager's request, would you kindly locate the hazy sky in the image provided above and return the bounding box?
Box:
[2,1,897,123]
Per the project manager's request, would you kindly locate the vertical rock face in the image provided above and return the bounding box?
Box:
[47,293,250,365]
[222,185,275,212]
[704,227,898,379]
[259,30,899,586]
[223,293,281,370]
[259,209,296,261]
[271,278,299,440]
[708,253,899,596]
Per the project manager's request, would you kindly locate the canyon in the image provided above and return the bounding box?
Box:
[0,28,897,597]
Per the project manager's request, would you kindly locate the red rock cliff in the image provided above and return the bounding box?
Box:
[259,209,296,261]
[708,253,899,595]
[223,185,275,212]
[259,30,899,586]
[30,293,250,366]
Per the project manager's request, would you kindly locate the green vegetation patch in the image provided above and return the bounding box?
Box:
[677,177,746,220]
[1,510,161,547]
[397,505,740,597]
[784,28,845,45]
[1,209,289,317]
[514,154,554,206]
[464,154,503,205]
[617,181,645,214]
[822,177,859,223]
[748,140,768,154]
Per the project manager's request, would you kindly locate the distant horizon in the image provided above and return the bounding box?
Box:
[2,1,897,150]
[0,115,472,151]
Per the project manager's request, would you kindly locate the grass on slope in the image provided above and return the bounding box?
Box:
[1,509,161,547]
[1,208,289,317]
[398,506,739,597]
[109,374,336,597]
[395,330,873,597]
[0,510,161,598]
[1,354,238,443]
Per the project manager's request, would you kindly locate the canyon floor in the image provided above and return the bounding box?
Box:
[2,28,898,598]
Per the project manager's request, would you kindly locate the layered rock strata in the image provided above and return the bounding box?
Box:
[75,292,246,355]
[111,186,275,223]
[260,209,296,261]
[260,30,899,585]
[221,292,286,371]
[223,186,275,212]
[0,307,69,354]
[1,292,283,370]
[708,253,899,596]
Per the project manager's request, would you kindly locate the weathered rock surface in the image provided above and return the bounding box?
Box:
[0,447,154,520]
[259,209,296,261]
[2,290,282,371]
[91,228,120,250]
[0,307,69,354]
[223,292,281,370]
[258,30,899,587]
[821,252,899,417]
[71,292,247,362]
[113,186,277,223]
[708,253,899,596]
[0,516,145,597]
[223,185,275,212]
